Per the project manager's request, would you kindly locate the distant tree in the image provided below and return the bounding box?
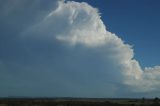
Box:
[154,97,159,101]
[142,97,145,103]
[153,97,159,105]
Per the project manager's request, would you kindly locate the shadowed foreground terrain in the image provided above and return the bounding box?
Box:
[0,98,160,106]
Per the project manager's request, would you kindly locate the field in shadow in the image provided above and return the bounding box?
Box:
[0,97,160,106]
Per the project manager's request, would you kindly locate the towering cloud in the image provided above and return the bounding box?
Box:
[1,0,160,97]
[24,0,160,92]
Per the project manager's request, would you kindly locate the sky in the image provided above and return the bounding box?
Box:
[79,0,160,68]
[0,0,160,98]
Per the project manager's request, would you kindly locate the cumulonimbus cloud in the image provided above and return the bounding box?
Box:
[23,0,160,92]
[1,0,159,97]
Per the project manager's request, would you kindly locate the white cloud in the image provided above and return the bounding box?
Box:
[0,0,160,96]
[22,0,160,93]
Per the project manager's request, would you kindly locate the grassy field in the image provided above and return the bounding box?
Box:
[0,98,160,106]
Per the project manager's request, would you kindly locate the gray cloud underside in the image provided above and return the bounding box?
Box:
[0,0,160,97]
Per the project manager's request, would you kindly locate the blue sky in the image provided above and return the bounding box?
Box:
[0,0,160,98]
[79,0,160,68]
